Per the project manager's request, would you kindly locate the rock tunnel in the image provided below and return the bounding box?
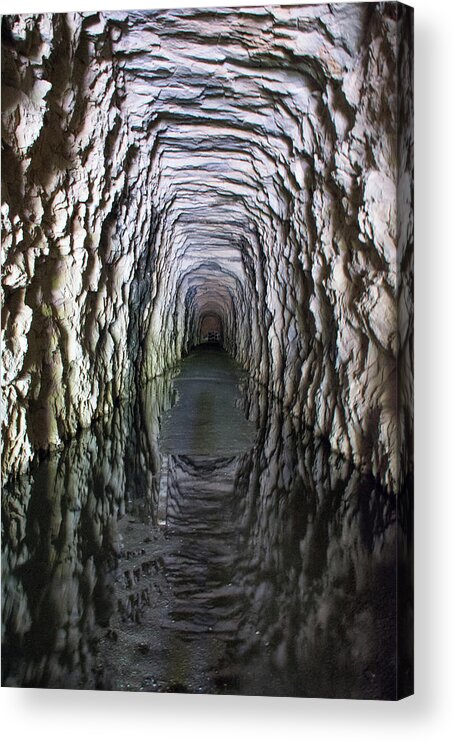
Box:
[2,4,413,494]
[1,3,414,698]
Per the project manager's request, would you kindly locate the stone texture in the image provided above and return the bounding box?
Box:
[1,4,413,492]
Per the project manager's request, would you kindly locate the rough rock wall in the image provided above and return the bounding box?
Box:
[1,4,413,491]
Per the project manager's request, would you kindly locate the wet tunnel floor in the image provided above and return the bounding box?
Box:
[99,348,262,694]
[159,346,256,456]
[1,347,406,698]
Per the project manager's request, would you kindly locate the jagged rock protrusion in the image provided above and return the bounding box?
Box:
[1,5,413,492]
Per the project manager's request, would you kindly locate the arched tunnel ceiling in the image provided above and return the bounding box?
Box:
[100,4,369,343]
[1,4,413,492]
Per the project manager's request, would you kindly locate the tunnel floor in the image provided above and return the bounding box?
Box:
[1,349,401,698]
[160,346,256,456]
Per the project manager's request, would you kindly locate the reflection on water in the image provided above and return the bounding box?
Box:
[160,347,256,456]
[1,348,412,698]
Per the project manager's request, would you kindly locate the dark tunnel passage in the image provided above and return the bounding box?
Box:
[1,5,413,698]
[199,312,223,346]
[2,5,413,494]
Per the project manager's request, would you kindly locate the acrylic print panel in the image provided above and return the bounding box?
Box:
[1,2,414,699]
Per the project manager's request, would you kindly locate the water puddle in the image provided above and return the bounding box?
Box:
[1,347,410,698]
[160,346,256,456]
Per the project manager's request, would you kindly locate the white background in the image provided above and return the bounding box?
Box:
[1,0,454,738]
